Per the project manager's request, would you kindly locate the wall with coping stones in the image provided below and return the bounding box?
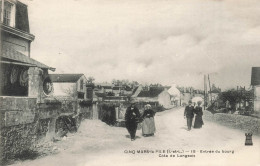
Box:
[203,110,260,135]
[0,97,61,162]
[0,96,95,164]
[0,67,96,164]
[0,97,39,162]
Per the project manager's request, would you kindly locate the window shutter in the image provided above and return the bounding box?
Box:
[15,1,30,33]
[251,67,260,86]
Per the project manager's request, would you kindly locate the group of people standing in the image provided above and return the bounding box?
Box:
[184,100,204,131]
[124,100,204,141]
[125,103,156,141]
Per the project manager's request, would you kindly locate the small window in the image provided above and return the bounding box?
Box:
[78,92,84,99]
[3,1,12,26]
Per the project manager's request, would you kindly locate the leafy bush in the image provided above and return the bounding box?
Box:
[99,103,116,125]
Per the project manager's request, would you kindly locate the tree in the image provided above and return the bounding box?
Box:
[218,88,252,112]
[111,79,139,88]
[112,79,122,86]
[129,81,139,88]
[86,76,95,83]
[211,84,221,92]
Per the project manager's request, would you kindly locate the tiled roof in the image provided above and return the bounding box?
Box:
[1,46,54,70]
[49,74,84,83]
[137,87,165,98]
[112,86,120,90]
[96,83,113,87]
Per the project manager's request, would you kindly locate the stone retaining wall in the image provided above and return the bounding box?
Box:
[204,110,260,135]
[0,96,95,165]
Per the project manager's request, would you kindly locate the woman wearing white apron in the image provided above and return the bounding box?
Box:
[141,104,156,137]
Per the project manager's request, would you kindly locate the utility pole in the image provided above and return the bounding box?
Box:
[204,75,207,109]
[244,86,246,109]
[208,74,212,104]
[180,92,182,107]
[237,86,241,110]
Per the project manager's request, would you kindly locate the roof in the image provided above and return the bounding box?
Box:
[164,86,171,90]
[137,87,165,98]
[104,86,112,89]
[95,83,113,89]
[96,83,113,86]
[95,92,106,97]
[168,85,180,96]
[1,46,54,70]
[251,67,260,86]
[49,74,84,83]
[132,87,138,94]
[112,86,120,90]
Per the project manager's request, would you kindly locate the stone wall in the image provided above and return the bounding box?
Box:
[0,96,96,164]
[204,110,260,135]
[78,105,93,120]
[1,122,38,160]
[0,97,39,162]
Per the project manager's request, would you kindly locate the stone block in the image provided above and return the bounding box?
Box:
[38,109,58,119]
[4,111,35,127]
[16,98,28,111]
[28,98,37,110]
[0,97,17,110]
[28,67,42,75]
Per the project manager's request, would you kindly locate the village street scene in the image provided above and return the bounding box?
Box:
[0,0,260,166]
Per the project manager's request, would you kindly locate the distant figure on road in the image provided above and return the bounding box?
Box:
[141,104,156,137]
[194,101,204,128]
[184,100,194,131]
[125,103,141,141]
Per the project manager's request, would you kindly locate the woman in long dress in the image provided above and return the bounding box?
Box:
[194,101,204,128]
[141,104,156,137]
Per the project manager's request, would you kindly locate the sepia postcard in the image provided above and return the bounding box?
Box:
[0,0,259,166]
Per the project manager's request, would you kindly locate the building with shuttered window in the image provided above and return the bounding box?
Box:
[251,67,260,114]
[0,0,55,98]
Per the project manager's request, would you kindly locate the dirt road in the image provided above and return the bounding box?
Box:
[11,107,260,166]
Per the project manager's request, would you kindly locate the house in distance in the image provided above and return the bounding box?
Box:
[49,74,93,101]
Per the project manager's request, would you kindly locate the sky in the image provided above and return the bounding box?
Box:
[25,0,260,90]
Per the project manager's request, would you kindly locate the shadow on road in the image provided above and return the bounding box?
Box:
[180,127,188,131]
[125,135,141,139]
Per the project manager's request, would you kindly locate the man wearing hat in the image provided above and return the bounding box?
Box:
[125,102,141,141]
[184,100,195,131]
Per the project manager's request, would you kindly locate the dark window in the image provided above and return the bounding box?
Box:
[78,92,84,99]
[86,88,93,99]
[0,64,28,96]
